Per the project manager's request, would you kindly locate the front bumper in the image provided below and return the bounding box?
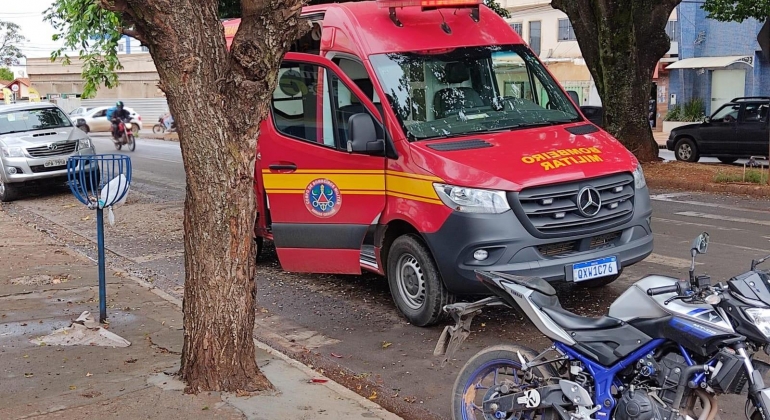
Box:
[0,147,97,184]
[423,187,654,296]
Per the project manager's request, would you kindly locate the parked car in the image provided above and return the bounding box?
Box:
[68,106,97,116]
[666,97,770,163]
[75,105,143,134]
[0,102,97,202]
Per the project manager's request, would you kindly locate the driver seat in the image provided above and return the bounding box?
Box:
[433,62,485,119]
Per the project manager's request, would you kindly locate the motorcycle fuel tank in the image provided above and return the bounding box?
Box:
[609,275,735,333]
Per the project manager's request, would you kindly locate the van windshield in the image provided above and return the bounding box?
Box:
[369,45,581,141]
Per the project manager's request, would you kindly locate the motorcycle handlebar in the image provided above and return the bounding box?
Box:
[647,285,680,296]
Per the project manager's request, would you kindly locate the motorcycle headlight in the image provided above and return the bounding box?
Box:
[0,146,24,158]
[633,164,647,190]
[433,183,511,214]
[78,138,92,150]
[745,308,770,338]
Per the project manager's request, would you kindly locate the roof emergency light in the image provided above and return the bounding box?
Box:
[377,0,482,26]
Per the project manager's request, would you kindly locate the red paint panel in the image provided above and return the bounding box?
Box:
[274,248,362,274]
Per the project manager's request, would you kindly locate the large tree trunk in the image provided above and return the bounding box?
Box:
[104,0,307,392]
[551,0,681,162]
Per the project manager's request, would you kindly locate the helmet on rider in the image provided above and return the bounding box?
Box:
[116,101,124,110]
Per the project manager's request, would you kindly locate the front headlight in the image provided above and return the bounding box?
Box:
[0,146,24,158]
[633,164,647,190]
[745,308,770,338]
[433,183,511,214]
[78,138,92,150]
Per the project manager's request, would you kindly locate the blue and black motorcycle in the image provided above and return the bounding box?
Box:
[435,233,770,420]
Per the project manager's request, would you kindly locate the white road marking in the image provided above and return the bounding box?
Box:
[675,211,770,227]
[651,194,770,215]
[643,253,701,269]
[652,217,745,231]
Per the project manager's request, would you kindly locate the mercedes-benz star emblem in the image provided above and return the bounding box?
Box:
[47,143,58,151]
[576,186,602,217]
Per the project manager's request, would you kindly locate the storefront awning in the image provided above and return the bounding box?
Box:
[665,55,754,70]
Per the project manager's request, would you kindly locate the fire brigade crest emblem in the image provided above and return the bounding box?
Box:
[304,178,341,218]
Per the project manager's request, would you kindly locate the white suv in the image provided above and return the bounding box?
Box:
[0,102,97,202]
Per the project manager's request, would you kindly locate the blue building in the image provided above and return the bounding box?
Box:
[667,3,769,116]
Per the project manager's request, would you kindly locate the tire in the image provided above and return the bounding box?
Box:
[387,234,454,327]
[573,271,622,289]
[675,138,699,162]
[451,344,560,420]
[0,179,20,202]
[718,157,738,164]
[132,123,140,135]
[114,142,122,151]
[256,236,264,262]
[127,134,136,152]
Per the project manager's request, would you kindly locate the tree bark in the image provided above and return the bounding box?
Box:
[102,0,307,392]
[551,0,681,162]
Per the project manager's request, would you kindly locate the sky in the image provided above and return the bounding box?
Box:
[1,0,68,76]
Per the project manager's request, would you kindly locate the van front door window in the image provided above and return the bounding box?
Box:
[369,46,581,141]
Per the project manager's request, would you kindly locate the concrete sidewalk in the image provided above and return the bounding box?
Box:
[0,209,402,420]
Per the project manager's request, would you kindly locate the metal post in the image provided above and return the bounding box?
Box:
[96,207,107,323]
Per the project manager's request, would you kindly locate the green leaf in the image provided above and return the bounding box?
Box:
[702,0,770,23]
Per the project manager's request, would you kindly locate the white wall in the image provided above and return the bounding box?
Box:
[506,5,581,60]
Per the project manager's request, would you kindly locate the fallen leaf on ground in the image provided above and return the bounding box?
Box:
[331,353,343,358]
[81,216,90,221]
[69,385,77,390]
[369,391,377,400]
[86,372,92,377]
[382,342,392,349]
[310,378,328,383]
[24,373,33,378]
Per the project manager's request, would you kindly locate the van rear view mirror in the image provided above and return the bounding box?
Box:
[347,113,384,154]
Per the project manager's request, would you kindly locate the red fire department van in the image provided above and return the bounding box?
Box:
[224,0,653,327]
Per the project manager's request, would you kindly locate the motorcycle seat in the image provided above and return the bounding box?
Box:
[540,306,622,331]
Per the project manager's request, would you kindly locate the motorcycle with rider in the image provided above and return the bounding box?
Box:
[107,101,136,151]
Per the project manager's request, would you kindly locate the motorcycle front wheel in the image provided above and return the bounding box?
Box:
[128,134,136,152]
[452,344,560,420]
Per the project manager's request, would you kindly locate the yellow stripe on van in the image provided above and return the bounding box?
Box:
[385,174,440,201]
[262,173,385,191]
[387,191,443,206]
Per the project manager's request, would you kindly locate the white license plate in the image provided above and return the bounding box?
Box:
[572,256,618,282]
[44,158,67,168]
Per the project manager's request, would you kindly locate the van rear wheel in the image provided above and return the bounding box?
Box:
[387,234,454,327]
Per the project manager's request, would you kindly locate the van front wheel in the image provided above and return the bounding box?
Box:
[387,234,453,327]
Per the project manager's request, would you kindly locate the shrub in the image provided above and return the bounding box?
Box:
[664,99,706,122]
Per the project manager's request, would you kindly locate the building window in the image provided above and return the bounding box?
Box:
[529,21,541,56]
[558,19,576,41]
[118,43,125,52]
[509,22,523,36]
[665,20,679,41]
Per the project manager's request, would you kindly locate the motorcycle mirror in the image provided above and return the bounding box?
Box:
[691,232,710,255]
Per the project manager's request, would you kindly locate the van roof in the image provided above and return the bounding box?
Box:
[227,1,525,56]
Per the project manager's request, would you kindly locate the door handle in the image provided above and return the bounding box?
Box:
[269,163,297,172]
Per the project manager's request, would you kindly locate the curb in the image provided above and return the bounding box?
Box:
[116,269,403,419]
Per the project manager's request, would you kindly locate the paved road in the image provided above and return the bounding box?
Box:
[7,136,770,419]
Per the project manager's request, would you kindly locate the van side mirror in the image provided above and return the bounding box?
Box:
[75,118,87,131]
[567,90,580,104]
[347,113,384,154]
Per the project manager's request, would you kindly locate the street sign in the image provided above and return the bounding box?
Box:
[759,18,770,62]
[11,84,18,92]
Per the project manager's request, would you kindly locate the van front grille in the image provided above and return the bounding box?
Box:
[510,173,635,238]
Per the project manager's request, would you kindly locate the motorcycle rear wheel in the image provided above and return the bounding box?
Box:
[452,344,560,420]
